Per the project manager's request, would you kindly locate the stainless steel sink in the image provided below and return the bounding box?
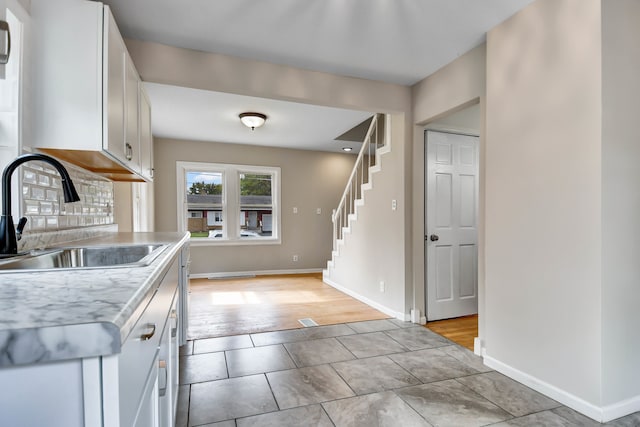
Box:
[0,244,168,271]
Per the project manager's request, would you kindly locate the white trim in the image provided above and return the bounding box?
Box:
[482,353,640,423]
[473,337,482,356]
[81,358,102,426]
[188,237,282,247]
[191,268,323,279]
[176,161,281,244]
[601,395,640,423]
[323,276,406,320]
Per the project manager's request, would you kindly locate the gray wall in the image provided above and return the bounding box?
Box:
[325,114,408,319]
[411,0,640,419]
[601,0,640,407]
[411,44,487,327]
[486,0,603,407]
[154,137,356,275]
[127,38,413,310]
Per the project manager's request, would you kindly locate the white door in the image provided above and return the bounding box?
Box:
[425,130,479,320]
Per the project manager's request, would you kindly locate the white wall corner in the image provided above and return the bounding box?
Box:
[323,276,405,320]
[601,395,640,424]
[482,353,627,423]
[473,337,482,356]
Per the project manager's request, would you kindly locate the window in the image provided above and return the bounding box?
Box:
[177,161,281,245]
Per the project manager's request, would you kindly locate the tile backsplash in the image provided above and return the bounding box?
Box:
[21,160,114,232]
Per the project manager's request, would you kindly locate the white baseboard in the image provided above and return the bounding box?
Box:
[323,276,405,320]
[191,268,323,280]
[473,337,482,356]
[601,394,640,423]
[483,354,640,423]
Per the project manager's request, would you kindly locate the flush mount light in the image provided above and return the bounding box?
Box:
[342,147,353,152]
[239,112,267,130]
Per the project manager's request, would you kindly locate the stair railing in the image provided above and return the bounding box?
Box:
[332,113,386,252]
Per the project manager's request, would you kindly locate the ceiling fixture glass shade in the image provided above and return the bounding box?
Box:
[342,147,353,152]
[239,112,267,130]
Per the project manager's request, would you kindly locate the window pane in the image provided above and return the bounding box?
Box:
[186,171,223,238]
[239,173,272,238]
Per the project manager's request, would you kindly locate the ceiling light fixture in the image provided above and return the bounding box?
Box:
[342,147,353,152]
[239,112,267,130]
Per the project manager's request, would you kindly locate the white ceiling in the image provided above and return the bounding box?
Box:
[101,0,534,152]
[145,83,373,153]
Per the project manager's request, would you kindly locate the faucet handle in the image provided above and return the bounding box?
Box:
[16,217,27,241]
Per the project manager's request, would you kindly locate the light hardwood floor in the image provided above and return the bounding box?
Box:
[188,273,390,339]
[426,314,478,351]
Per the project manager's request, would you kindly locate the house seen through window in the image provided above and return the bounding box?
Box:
[177,162,280,243]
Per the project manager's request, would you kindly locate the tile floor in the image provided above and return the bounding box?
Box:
[177,319,640,426]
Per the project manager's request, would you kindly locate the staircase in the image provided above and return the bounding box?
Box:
[323,113,389,280]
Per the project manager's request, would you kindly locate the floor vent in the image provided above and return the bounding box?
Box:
[298,318,318,327]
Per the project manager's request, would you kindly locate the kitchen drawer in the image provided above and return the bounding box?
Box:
[118,258,179,427]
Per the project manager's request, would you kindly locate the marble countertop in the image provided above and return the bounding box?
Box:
[0,232,190,367]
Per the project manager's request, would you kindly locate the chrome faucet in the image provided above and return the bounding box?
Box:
[1,154,80,255]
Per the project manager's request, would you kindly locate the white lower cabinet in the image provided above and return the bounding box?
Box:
[132,354,160,427]
[102,257,181,427]
[0,250,184,427]
[158,293,179,427]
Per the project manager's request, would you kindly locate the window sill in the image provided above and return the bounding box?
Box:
[189,237,282,247]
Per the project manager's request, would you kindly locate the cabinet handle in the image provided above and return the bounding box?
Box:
[0,20,10,65]
[140,323,156,341]
[125,143,133,161]
[158,360,168,397]
[150,168,154,178]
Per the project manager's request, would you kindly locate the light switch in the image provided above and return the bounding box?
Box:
[316,208,321,215]
[293,207,298,214]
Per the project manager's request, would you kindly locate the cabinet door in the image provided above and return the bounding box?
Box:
[133,354,160,427]
[125,53,141,171]
[157,316,172,427]
[139,84,154,180]
[158,291,179,427]
[169,294,180,421]
[103,7,127,164]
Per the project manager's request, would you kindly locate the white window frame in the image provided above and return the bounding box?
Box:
[176,161,281,246]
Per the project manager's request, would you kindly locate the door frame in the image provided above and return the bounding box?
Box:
[413,97,485,356]
[424,129,480,321]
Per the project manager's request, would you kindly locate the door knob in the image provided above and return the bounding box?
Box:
[429,234,439,242]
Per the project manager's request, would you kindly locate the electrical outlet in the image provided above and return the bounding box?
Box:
[379,281,385,292]
[391,199,397,211]
[293,255,299,262]
[293,207,298,214]
[316,208,322,215]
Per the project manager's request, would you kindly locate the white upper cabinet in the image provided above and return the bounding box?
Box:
[139,84,154,181]
[104,8,127,167]
[124,52,141,171]
[29,0,152,182]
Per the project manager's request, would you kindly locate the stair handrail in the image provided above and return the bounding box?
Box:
[332,114,384,251]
